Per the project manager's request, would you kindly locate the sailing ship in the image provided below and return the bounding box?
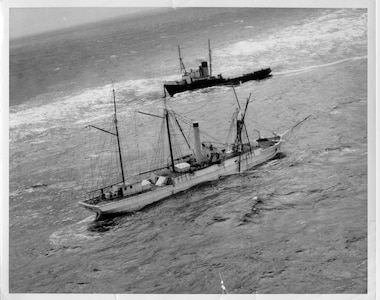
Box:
[163,40,272,97]
[79,87,309,220]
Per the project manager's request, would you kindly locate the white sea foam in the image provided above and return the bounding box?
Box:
[9,9,366,143]
[9,75,177,133]
[330,110,342,115]
[49,216,99,247]
[213,9,367,75]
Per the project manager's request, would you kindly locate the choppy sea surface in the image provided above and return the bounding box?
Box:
[9,8,367,294]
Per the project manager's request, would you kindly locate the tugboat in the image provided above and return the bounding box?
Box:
[163,40,272,97]
[78,86,309,220]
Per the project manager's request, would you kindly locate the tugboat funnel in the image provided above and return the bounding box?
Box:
[193,122,203,163]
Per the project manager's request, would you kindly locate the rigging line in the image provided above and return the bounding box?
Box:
[81,130,88,190]
[87,125,116,136]
[175,100,211,115]
[169,111,191,144]
[99,89,118,186]
[150,117,167,170]
[244,108,282,127]
[201,141,228,146]
[109,120,122,184]
[171,115,194,128]
[244,115,275,133]
[169,110,195,123]
[198,128,224,144]
[101,122,118,187]
[168,115,184,160]
[134,112,142,177]
[136,111,164,119]
[184,123,194,147]
[91,124,111,190]
[173,114,192,150]
[94,126,111,189]
[110,134,119,184]
[226,109,238,142]
[87,132,97,195]
[242,93,252,148]
[231,85,241,109]
[172,111,224,144]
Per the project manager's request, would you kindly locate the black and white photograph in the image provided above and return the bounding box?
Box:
[2,0,376,298]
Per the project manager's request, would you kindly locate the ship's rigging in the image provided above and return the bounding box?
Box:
[79,84,310,219]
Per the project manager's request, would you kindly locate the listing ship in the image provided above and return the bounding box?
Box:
[79,86,309,220]
[163,40,272,97]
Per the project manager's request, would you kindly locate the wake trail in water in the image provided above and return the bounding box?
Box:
[273,56,367,76]
[49,215,100,249]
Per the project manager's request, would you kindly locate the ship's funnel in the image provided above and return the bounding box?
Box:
[201,61,209,77]
[193,122,203,163]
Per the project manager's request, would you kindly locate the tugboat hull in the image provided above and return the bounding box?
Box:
[164,68,272,97]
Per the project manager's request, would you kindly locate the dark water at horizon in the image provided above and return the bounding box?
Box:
[9,8,368,294]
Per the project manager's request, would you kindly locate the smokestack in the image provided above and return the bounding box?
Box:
[201,61,208,77]
[193,122,203,163]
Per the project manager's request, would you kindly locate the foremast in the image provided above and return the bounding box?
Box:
[87,85,125,187]
[112,85,125,183]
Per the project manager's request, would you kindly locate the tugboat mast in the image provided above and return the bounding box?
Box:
[178,45,187,74]
[208,39,212,78]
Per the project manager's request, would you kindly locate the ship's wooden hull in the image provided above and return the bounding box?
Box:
[79,141,281,219]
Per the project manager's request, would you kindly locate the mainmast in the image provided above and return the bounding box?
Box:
[236,97,251,147]
[137,105,177,173]
[87,86,126,185]
[233,88,251,150]
[112,85,125,183]
[165,109,176,172]
[208,39,212,78]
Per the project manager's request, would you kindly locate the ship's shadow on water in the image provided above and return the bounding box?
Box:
[271,151,287,160]
[87,214,132,232]
[86,151,287,233]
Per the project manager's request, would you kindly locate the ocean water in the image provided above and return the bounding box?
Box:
[9,8,368,294]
